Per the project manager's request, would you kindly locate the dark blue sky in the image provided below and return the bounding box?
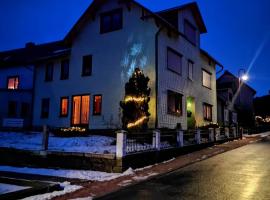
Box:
[0,0,269,96]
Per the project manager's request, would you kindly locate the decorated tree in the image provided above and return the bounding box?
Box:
[120,68,151,130]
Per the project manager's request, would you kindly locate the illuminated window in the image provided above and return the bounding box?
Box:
[21,102,29,118]
[184,20,196,45]
[8,101,17,117]
[188,60,193,80]
[41,98,50,118]
[93,95,102,115]
[167,90,182,116]
[167,47,182,75]
[60,97,69,117]
[203,103,212,121]
[72,95,90,126]
[202,69,211,89]
[60,59,69,80]
[7,76,19,89]
[45,63,53,81]
[82,55,92,76]
[100,8,122,33]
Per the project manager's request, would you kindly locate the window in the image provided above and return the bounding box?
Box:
[167,90,182,116]
[82,55,92,76]
[45,63,53,81]
[8,101,17,117]
[184,20,196,45]
[41,98,50,118]
[202,69,211,89]
[60,59,69,80]
[167,48,182,75]
[224,109,229,122]
[100,8,122,33]
[60,97,69,117]
[188,60,193,80]
[72,95,90,125]
[203,103,212,121]
[93,95,102,115]
[7,76,19,89]
[21,102,30,118]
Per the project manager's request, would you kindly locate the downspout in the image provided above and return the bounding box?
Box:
[155,27,163,129]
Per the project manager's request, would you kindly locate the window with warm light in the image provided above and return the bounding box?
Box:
[41,98,50,118]
[167,90,182,116]
[72,95,90,125]
[167,47,182,75]
[100,8,122,33]
[93,95,102,115]
[203,103,212,121]
[60,97,69,117]
[202,69,211,89]
[188,60,194,80]
[7,76,19,89]
[82,55,92,76]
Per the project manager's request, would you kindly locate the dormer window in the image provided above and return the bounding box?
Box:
[7,76,19,89]
[100,8,123,33]
[184,20,197,45]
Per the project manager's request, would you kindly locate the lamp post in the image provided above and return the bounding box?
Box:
[238,68,249,104]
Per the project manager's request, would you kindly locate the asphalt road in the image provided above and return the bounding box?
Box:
[99,136,270,200]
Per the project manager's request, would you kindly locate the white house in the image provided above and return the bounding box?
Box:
[29,0,222,130]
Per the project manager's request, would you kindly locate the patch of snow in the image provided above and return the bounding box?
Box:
[117,180,133,187]
[69,197,93,200]
[132,172,158,181]
[162,158,175,164]
[21,182,81,200]
[0,166,121,181]
[0,183,30,194]
[122,167,135,176]
[0,132,116,154]
[134,164,155,172]
[201,155,207,159]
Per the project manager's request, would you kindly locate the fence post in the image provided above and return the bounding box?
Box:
[196,129,201,144]
[215,128,220,141]
[153,129,160,150]
[42,125,49,151]
[209,128,214,142]
[116,130,127,158]
[232,127,237,138]
[177,130,184,147]
[225,127,229,138]
[240,127,243,139]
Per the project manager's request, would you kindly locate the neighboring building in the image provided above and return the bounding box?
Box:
[0,42,70,128]
[254,94,270,118]
[217,70,256,127]
[1,0,223,130]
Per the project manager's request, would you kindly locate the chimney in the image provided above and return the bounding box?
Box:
[25,42,35,48]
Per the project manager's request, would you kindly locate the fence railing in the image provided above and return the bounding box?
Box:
[116,127,240,157]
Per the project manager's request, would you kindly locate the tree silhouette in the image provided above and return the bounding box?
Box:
[120,68,151,130]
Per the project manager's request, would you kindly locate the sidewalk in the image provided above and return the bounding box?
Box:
[53,135,265,200]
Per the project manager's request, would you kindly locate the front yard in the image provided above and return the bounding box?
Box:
[0,132,116,154]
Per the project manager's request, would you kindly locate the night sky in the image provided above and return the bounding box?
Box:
[0,0,269,96]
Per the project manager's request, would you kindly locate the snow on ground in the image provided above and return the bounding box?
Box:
[0,132,116,154]
[0,183,30,194]
[0,166,124,181]
[21,182,82,200]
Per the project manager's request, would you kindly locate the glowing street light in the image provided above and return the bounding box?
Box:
[241,74,249,81]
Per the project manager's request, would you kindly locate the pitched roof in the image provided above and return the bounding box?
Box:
[155,2,207,33]
[0,41,70,67]
[64,0,202,42]
[217,70,256,95]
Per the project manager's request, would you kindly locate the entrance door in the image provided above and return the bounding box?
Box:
[72,95,90,126]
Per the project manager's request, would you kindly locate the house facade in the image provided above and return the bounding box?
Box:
[217,70,256,127]
[1,0,222,130]
[0,45,36,128]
